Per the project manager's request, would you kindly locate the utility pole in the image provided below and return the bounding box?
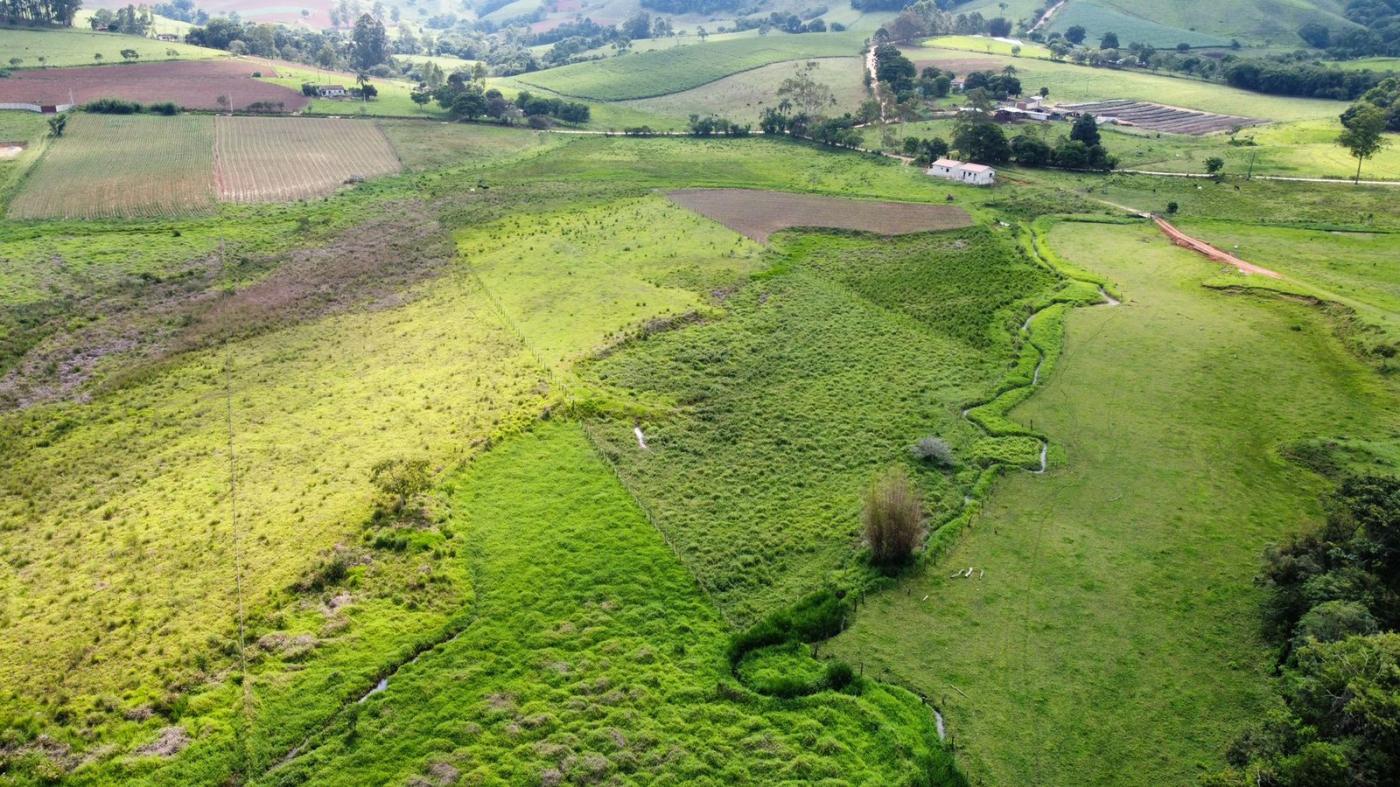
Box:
[1246,150,1256,181]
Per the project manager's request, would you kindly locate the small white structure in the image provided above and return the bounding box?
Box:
[316,85,349,98]
[926,157,996,186]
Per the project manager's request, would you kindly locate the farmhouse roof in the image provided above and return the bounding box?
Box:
[961,163,993,173]
[930,158,962,168]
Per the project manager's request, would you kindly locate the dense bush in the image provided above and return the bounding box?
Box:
[83,98,143,114]
[863,467,922,569]
[910,436,955,467]
[687,114,751,136]
[728,589,851,666]
[1216,475,1400,784]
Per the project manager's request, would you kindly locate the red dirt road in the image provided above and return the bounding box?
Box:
[0,60,307,112]
[1153,217,1281,277]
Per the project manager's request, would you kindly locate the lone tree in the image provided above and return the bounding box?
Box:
[370,458,431,514]
[1338,104,1389,184]
[120,48,139,61]
[47,113,68,138]
[862,467,923,570]
[777,60,836,117]
[1204,156,1225,177]
[1099,31,1119,49]
[1064,24,1086,44]
[1070,113,1101,146]
[351,12,389,70]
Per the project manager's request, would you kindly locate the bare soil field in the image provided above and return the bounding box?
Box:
[899,49,1004,76]
[7,113,213,219]
[1061,99,1262,134]
[666,188,973,242]
[214,116,400,202]
[0,60,307,112]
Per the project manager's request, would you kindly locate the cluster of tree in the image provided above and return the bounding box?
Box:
[430,76,588,125]
[944,106,1115,170]
[88,5,152,34]
[187,12,391,70]
[686,114,751,136]
[901,135,949,165]
[1347,76,1400,132]
[1210,476,1400,786]
[879,2,999,43]
[637,0,740,13]
[1295,0,1400,58]
[1,0,81,26]
[1223,59,1388,100]
[152,0,208,24]
[731,10,831,34]
[759,106,863,148]
[963,68,1021,99]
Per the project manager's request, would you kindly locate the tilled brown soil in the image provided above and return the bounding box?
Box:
[0,59,307,111]
[666,188,973,242]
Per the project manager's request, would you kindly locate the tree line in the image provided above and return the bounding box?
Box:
[1,0,81,26]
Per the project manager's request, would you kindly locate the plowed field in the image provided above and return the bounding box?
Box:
[667,188,973,242]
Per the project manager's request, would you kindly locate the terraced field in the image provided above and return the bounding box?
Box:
[1062,100,1261,134]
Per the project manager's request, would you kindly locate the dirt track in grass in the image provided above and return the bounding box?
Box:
[666,188,973,242]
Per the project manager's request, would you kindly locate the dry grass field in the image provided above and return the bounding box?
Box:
[667,188,973,242]
[213,116,401,202]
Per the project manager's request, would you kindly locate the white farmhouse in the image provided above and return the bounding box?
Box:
[926,158,996,186]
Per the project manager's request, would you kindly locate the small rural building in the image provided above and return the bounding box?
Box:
[315,85,349,98]
[156,33,180,41]
[926,158,996,186]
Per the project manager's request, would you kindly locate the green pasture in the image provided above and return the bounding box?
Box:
[584,227,1056,623]
[1178,219,1400,371]
[264,421,960,785]
[511,32,866,100]
[917,35,1052,59]
[910,43,1349,121]
[1086,0,1355,44]
[831,218,1400,785]
[0,25,223,67]
[1046,1,1233,48]
[375,119,558,172]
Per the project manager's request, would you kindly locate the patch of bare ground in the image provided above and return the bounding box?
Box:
[0,201,453,410]
[135,727,189,758]
[666,188,973,243]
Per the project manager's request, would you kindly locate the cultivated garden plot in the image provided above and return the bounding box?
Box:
[0,59,307,112]
[1062,99,1262,134]
[667,188,974,242]
[7,113,214,219]
[213,116,401,202]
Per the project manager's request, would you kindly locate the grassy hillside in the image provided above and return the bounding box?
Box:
[513,32,865,100]
[831,218,1400,784]
[1093,0,1357,45]
[0,25,223,67]
[1046,1,1233,47]
[618,56,867,128]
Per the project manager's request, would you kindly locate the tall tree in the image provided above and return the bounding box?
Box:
[351,12,388,70]
[777,60,836,117]
[1338,103,1389,183]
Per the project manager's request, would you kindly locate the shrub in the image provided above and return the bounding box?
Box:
[823,660,855,690]
[910,436,954,467]
[148,101,179,115]
[84,97,143,114]
[862,467,922,569]
[1166,201,1179,214]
